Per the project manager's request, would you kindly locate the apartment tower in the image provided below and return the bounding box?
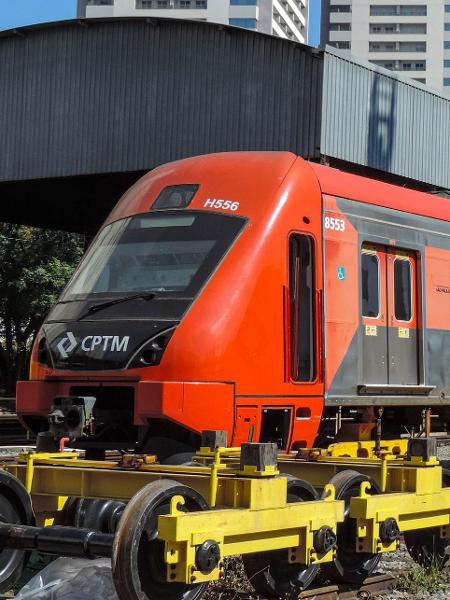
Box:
[321,1,447,92]
[78,0,308,43]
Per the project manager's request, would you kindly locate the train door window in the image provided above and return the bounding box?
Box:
[361,251,380,318]
[289,235,316,382]
[393,258,412,321]
[387,250,419,385]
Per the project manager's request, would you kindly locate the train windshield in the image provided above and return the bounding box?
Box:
[61,211,246,301]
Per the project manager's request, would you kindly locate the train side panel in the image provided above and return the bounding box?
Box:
[323,193,450,429]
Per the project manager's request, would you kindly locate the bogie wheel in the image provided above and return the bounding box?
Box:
[112,479,208,600]
[404,468,450,569]
[242,475,320,597]
[0,471,34,592]
[321,470,381,585]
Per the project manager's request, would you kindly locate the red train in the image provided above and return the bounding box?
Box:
[16,152,450,460]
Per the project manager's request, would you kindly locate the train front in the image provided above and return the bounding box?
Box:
[16,152,323,459]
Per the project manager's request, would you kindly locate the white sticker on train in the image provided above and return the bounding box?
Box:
[57,332,130,358]
[324,216,345,232]
[203,198,240,211]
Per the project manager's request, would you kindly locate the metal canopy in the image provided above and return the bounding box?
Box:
[0,18,447,233]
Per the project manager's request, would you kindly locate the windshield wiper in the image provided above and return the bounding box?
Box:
[79,292,156,319]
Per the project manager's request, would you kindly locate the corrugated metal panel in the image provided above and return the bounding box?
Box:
[0,18,323,182]
[321,46,450,189]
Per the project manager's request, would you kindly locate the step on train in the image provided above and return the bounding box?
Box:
[16,152,450,460]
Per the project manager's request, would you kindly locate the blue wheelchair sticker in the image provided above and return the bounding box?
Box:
[337,266,346,281]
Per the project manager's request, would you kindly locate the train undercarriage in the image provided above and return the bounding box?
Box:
[0,430,448,599]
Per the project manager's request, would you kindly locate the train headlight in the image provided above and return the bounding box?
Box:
[151,184,199,210]
[126,328,175,369]
[29,330,53,379]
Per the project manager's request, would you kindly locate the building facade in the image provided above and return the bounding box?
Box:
[77,0,308,43]
[321,1,448,93]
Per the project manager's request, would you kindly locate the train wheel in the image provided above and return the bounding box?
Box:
[321,470,381,585]
[0,471,34,592]
[404,469,450,569]
[242,476,320,597]
[112,479,208,600]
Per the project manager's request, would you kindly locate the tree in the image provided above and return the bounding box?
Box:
[0,224,84,395]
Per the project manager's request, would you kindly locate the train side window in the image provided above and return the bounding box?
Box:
[394,258,412,321]
[361,251,379,318]
[289,235,315,382]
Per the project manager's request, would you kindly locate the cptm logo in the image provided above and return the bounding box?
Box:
[57,332,130,358]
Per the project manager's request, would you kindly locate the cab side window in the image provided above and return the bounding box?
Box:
[289,235,316,382]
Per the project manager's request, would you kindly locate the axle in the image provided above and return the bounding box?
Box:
[0,523,113,558]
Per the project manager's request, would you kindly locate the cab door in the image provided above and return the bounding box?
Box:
[386,250,419,385]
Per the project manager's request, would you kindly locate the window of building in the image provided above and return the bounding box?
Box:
[230,0,257,4]
[328,41,351,49]
[399,41,426,52]
[444,78,450,85]
[444,60,450,68]
[370,24,396,34]
[330,23,351,31]
[87,0,113,5]
[369,42,396,52]
[370,4,426,16]
[371,60,395,69]
[399,23,426,34]
[445,24,450,30]
[394,258,412,322]
[289,235,316,382]
[446,4,450,11]
[413,78,426,83]
[329,4,351,12]
[229,18,257,29]
[196,0,206,6]
[180,0,191,6]
[361,252,379,318]
[400,5,426,15]
[370,5,396,16]
[445,42,450,49]
[157,0,168,6]
[397,61,425,71]
[136,0,152,6]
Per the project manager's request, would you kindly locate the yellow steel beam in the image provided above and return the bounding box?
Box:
[159,481,344,584]
[351,470,450,554]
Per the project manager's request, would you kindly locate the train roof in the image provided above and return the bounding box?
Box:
[309,161,450,223]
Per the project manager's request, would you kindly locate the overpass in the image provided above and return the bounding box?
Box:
[0,18,448,233]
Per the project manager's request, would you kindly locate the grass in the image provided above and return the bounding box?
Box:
[395,563,449,595]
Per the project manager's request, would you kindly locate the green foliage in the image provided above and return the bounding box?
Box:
[395,563,448,595]
[0,224,84,393]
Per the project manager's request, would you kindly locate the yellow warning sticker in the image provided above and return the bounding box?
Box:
[365,325,377,336]
[398,327,410,339]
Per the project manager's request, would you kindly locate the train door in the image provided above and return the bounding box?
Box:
[386,249,419,385]
[361,245,420,386]
[361,246,388,384]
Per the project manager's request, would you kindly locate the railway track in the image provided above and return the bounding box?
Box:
[206,574,395,599]
[0,414,33,447]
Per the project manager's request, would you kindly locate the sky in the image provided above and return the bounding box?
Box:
[0,0,321,45]
[0,0,77,31]
[309,0,321,46]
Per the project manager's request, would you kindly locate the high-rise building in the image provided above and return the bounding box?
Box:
[77,0,308,44]
[321,1,447,93]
